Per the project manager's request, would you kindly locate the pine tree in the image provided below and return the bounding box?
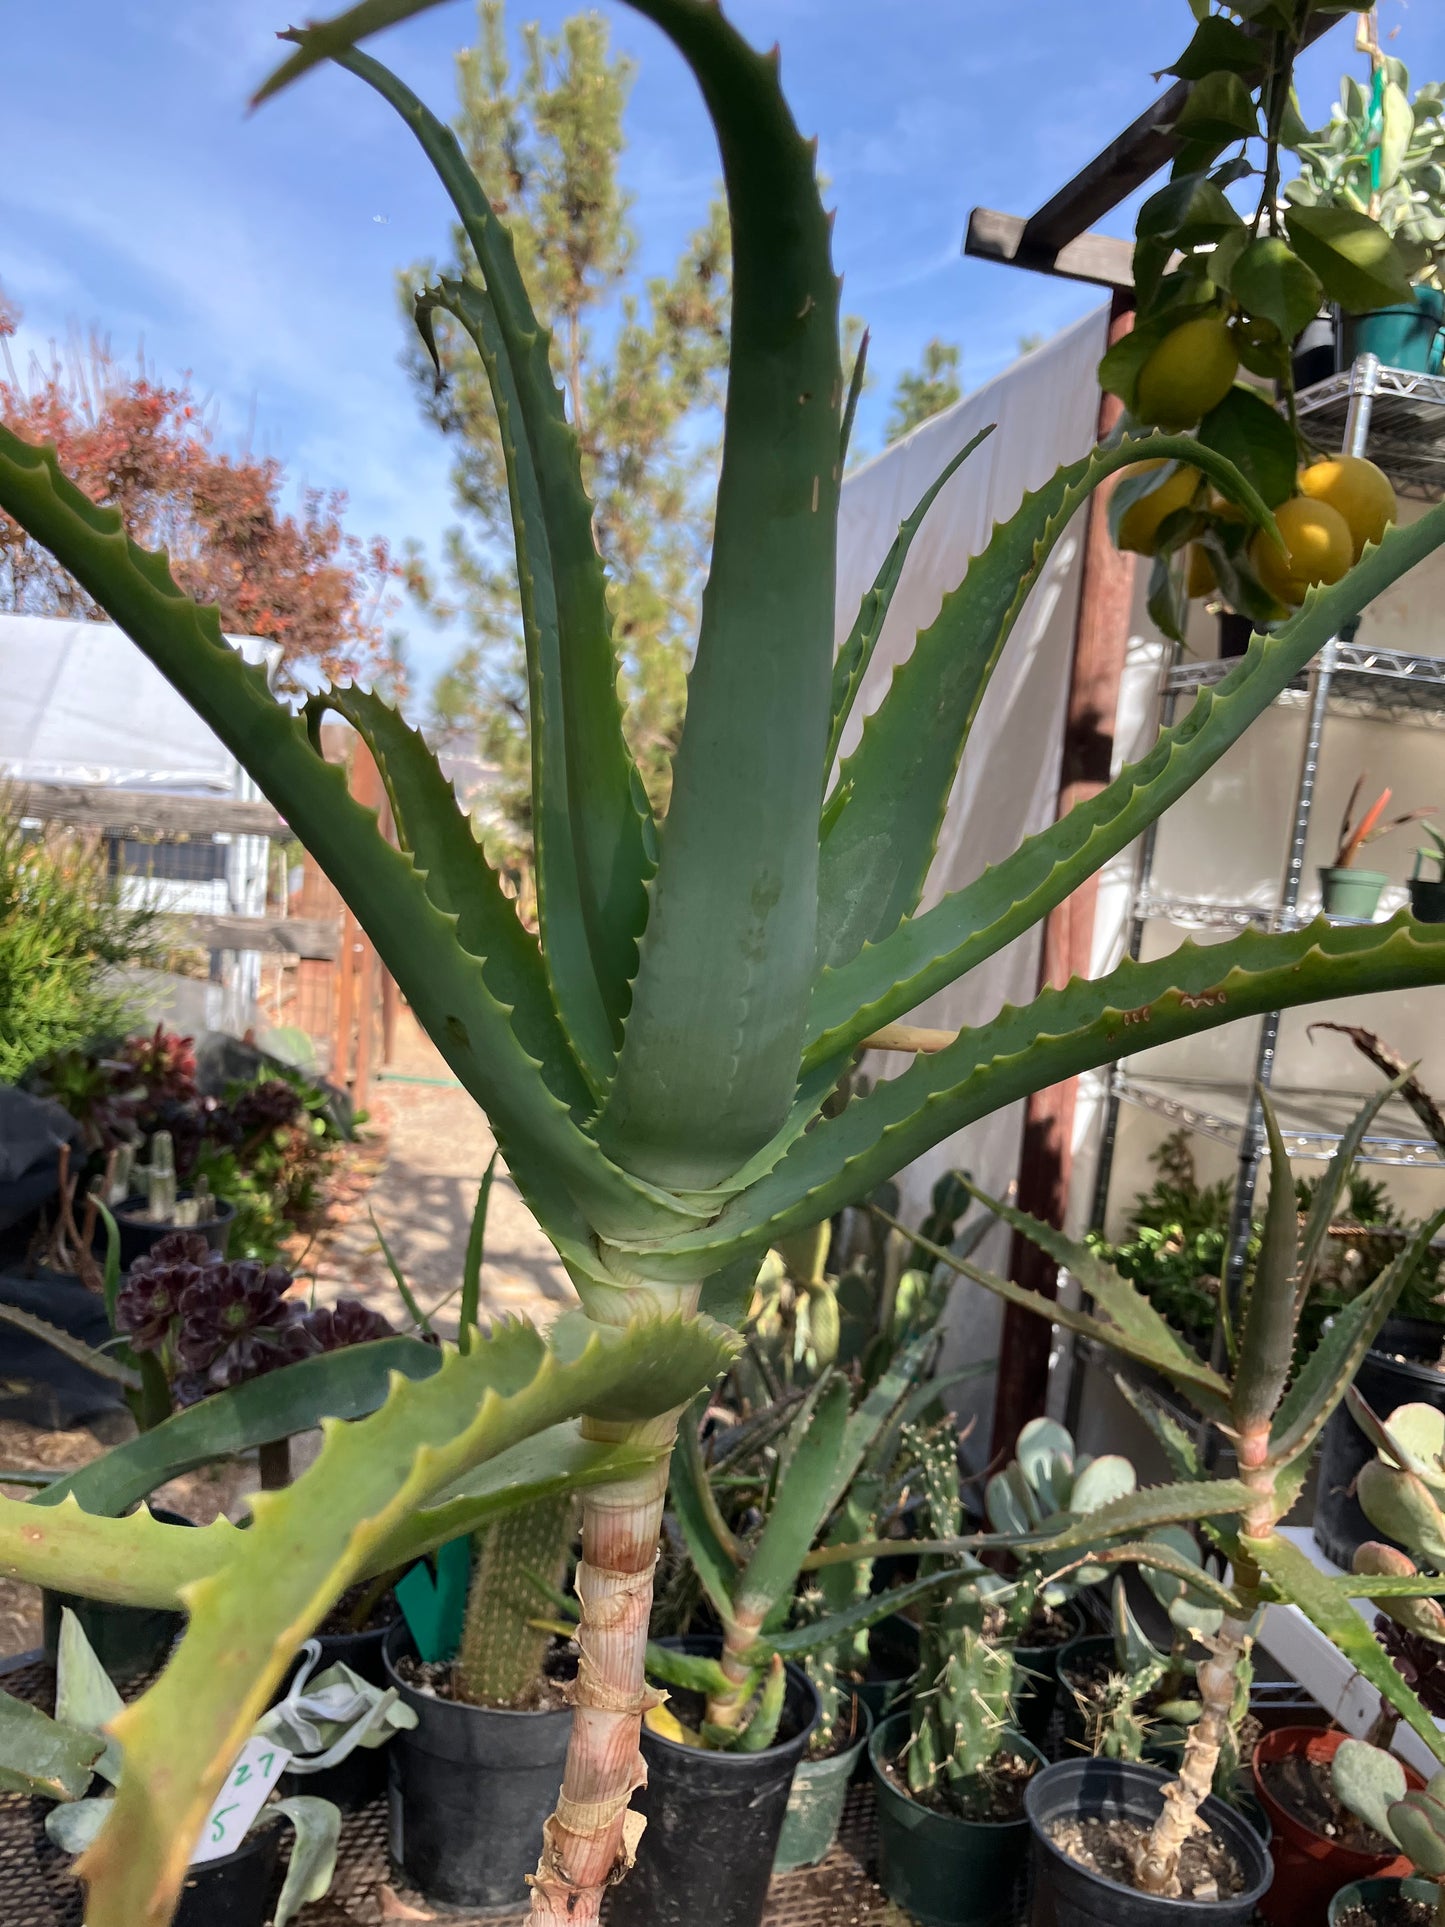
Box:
[886,337,963,443]
[409,3,729,858]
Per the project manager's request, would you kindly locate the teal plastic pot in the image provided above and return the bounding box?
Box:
[869,1711,1043,1927]
[1328,1876,1439,1927]
[773,1695,872,1872]
[1320,868,1388,921]
[1342,287,1445,375]
[1014,1601,1085,1747]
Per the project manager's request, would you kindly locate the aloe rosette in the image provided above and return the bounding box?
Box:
[8,2,1445,1921]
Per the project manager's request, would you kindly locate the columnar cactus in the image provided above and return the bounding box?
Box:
[455,1494,577,1708]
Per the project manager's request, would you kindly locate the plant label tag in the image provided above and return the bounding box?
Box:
[190,1737,292,1864]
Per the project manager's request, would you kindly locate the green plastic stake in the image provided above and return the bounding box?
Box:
[396,1538,471,1661]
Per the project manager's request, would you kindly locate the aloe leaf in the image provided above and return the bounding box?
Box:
[0,1304,139,1390]
[410,277,632,1084]
[764,1561,982,1659]
[1232,1093,1300,1433]
[643,1643,736,1699]
[39,1338,438,1517]
[369,1208,434,1336]
[0,424,689,1253]
[1297,1077,1407,1298]
[0,1692,104,1801]
[459,1155,497,1356]
[596,1,843,1193]
[955,1184,1228,1411]
[670,1401,744,1626]
[335,59,651,1064]
[1269,1210,1445,1465]
[0,1496,236,1608]
[814,432,1278,972]
[825,426,995,775]
[77,1312,735,1927]
[839,328,869,470]
[315,683,596,1105]
[807,496,1445,1063]
[253,0,445,102]
[1116,1376,1205,1481]
[272,1796,341,1927]
[733,1655,786,1752]
[738,1378,852,1624]
[1251,1530,1445,1763]
[56,1609,124,1784]
[642,916,1445,1279]
[971,1478,1257,1557]
[1058,1543,1243,1617]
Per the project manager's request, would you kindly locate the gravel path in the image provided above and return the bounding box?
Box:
[307,1011,572,1336]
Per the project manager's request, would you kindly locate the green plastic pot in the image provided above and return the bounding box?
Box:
[1341,287,1445,376]
[773,1695,872,1873]
[1014,1600,1084,1747]
[869,1711,1043,1927]
[1409,876,1445,924]
[1319,868,1388,921]
[1327,1875,1439,1927]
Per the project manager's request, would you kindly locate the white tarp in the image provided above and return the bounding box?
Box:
[834,303,1111,1450]
[0,613,273,790]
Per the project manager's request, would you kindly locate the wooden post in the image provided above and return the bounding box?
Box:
[989,293,1138,1457]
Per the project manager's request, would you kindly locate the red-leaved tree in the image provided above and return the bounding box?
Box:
[0,297,401,690]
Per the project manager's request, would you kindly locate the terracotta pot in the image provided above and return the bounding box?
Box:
[1251,1727,1418,1927]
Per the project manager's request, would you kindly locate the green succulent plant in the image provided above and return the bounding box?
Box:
[9,4,1445,1922]
[901,1082,1445,1894]
[1334,1738,1445,1927]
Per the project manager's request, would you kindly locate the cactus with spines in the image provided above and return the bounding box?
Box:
[455,1493,577,1708]
[1335,1738,1445,1927]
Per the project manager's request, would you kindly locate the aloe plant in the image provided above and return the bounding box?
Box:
[8,7,1445,1922]
[914,1083,1445,1893]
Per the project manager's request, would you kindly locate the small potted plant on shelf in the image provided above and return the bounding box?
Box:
[868,1419,1135,1927]
[1058,1558,1212,1769]
[1286,52,1445,378]
[1330,1740,1445,1927]
[1320,779,1435,921]
[910,1082,1445,1927]
[2,1608,346,1927]
[1410,831,1445,925]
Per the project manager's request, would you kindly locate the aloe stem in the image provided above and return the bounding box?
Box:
[530,1281,701,1925]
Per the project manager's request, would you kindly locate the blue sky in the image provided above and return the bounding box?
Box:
[6,0,1444,693]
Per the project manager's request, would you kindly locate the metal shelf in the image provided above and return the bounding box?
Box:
[1113,1072,1445,1166]
[1133,894,1274,931]
[1296,362,1445,500]
[1165,641,1445,728]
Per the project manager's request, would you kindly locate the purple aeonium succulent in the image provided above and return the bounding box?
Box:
[115,1231,225,1353]
[303,1299,395,1350]
[175,1259,300,1371]
[1375,1613,1445,1719]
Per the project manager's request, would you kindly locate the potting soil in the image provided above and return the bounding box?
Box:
[1047,1815,1247,1902]
[1335,1898,1434,1927]
[881,1744,1037,1821]
[394,1643,573,1710]
[1258,1753,1393,1853]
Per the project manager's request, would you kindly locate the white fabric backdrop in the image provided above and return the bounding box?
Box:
[832,303,1110,1451]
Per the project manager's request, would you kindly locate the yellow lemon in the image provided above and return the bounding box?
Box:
[1297,455,1398,562]
[1185,543,1216,599]
[1250,496,1354,608]
[1134,316,1239,432]
[1115,461,1201,555]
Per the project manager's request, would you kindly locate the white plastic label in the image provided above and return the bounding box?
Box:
[190,1737,292,1864]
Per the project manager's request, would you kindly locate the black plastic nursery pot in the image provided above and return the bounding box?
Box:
[870,1711,1045,1927]
[42,1506,193,1681]
[1409,877,1445,924]
[855,1610,921,1723]
[277,1615,395,1812]
[171,1813,283,1927]
[1014,1603,1085,1749]
[1025,1758,1272,1927]
[113,1193,235,1269]
[1218,612,1254,660]
[607,1634,819,1927]
[383,1622,571,1910]
[774,1693,873,1873]
[1328,1875,1440,1927]
[1315,1316,1445,1570]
